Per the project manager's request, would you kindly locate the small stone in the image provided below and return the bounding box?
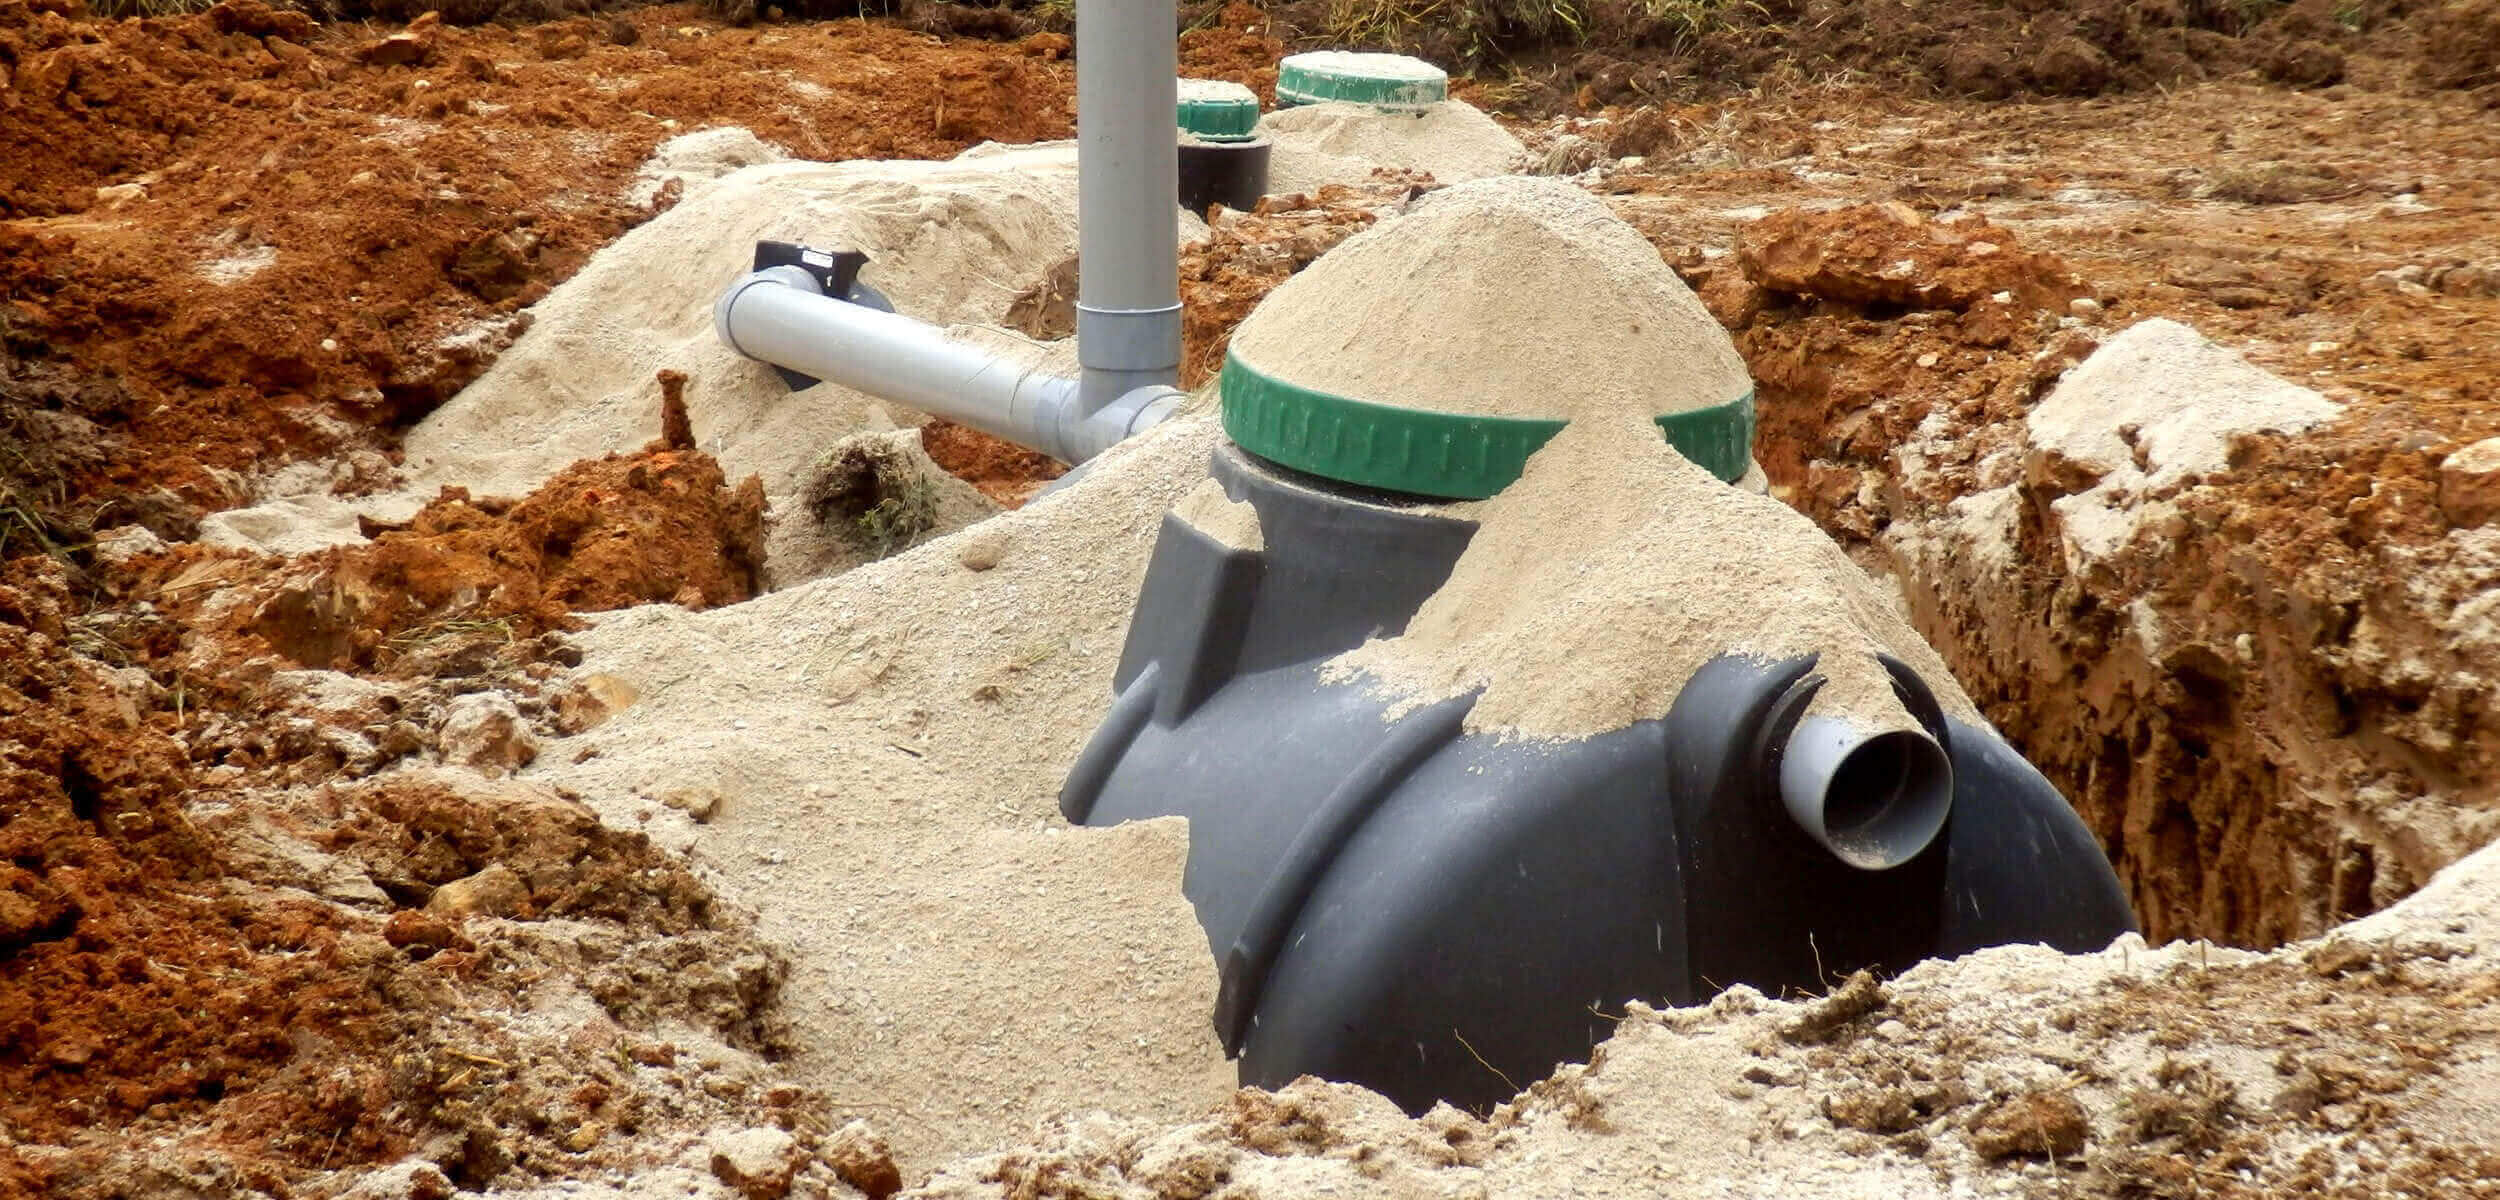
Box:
[437,693,538,775]
[2436,265,2500,298]
[383,908,460,952]
[378,720,429,759]
[357,30,435,68]
[2305,936,2377,978]
[561,1121,604,1153]
[94,182,146,206]
[709,1126,803,1200]
[426,863,529,920]
[2068,297,2102,319]
[2306,340,2340,355]
[91,524,167,567]
[2439,437,2500,529]
[629,1040,677,1067]
[827,1120,903,1200]
[660,785,723,822]
[555,673,640,733]
[1915,352,1940,369]
[957,528,1009,572]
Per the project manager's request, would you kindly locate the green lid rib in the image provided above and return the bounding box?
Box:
[1274,52,1449,113]
[1220,350,1756,499]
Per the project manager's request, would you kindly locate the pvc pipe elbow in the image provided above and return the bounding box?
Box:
[1777,714,1953,871]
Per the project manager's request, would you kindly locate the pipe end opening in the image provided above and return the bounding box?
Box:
[1781,718,1952,872]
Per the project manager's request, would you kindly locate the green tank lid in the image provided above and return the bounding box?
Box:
[1177,78,1262,142]
[1219,350,1756,500]
[1274,51,1449,113]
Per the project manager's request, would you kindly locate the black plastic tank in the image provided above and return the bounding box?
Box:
[1062,442,2136,1114]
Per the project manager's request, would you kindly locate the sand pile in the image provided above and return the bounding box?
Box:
[1259,100,1526,194]
[1248,178,1956,738]
[530,406,1241,1168]
[628,126,790,207]
[206,138,1208,588]
[1336,413,1975,739]
[904,840,2500,1197]
[2026,317,2343,562]
[400,144,1110,583]
[1228,177,1751,419]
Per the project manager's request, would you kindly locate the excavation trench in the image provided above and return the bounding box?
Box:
[1709,213,2500,951]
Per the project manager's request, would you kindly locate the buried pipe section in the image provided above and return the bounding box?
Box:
[712,0,1187,464]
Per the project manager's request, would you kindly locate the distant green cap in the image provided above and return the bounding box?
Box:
[1220,351,1755,500]
[1177,78,1262,142]
[1274,51,1448,114]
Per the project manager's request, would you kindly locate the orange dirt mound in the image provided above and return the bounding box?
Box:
[1737,203,2090,318]
[142,439,766,676]
[0,2,1077,514]
[918,418,1066,509]
[0,559,404,1173]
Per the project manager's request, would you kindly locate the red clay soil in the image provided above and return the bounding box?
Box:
[1180,1,1286,105]
[1644,171,2500,946]
[0,0,1079,516]
[919,417,1067,508]
[132,408,767,676]
[0,558,407,1179]
[1241,0,2490,110]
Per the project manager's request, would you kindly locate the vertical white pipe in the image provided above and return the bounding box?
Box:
[1075,0,1183,411]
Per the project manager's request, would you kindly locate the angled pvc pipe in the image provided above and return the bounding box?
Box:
[712,0,1186,462]
[1777,714,1953,871]
[714,267,1180,465]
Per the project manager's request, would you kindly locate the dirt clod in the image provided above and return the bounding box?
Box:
[828,1119,906,1200]
[1782,970,1891,1044]
[1970,1088,2091,1160]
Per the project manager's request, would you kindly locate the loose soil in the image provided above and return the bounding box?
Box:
[6,1,2500,1197]
[0,0,1081,522]
[1234,0,2495,112]
[1228,176,1749,420]
[1598,76,2500,949]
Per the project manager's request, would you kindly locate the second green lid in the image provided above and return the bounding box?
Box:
[1274,51,1448,113]
[1177,78,1261,142]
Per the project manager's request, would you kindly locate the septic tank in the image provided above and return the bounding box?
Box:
[1061,181,2135,1115]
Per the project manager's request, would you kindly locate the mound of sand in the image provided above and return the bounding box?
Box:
[1228,176,1751,421]
[628,126,790,207]
[533,405,1241,1168]
[1334,412,1976,740]
[1225,176,1740,422]
[2027,317,2343,562]
[1259,99,1525,194]
[213,138,1210,589]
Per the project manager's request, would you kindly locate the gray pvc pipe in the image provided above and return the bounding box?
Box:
[715,267,1181,465]
[712,0,1186,458]
[1777,715,1953,871]
[1074,0,1183,410]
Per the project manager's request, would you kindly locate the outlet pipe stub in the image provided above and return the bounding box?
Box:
[1777,715,1953,872]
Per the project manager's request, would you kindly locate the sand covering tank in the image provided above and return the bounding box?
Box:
[1063,179,2135,1113]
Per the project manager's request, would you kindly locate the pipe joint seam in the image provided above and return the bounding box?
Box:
[1076,303,1186,374]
